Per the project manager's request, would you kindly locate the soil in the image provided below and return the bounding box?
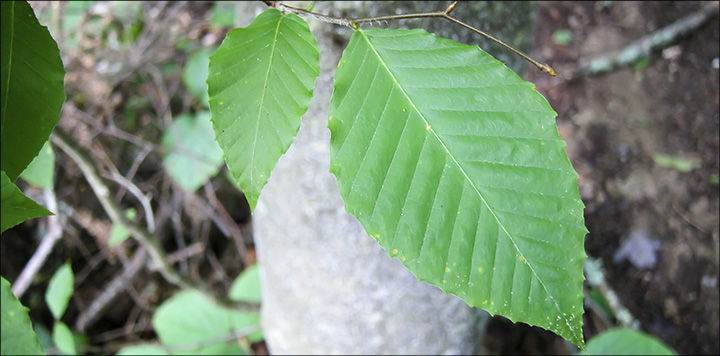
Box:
[483,2,719,355]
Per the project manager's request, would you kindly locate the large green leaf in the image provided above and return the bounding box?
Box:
[1,170,52,234]
[1,277,45,355]
[208,8,319,211]
[328,28,587,347]
[1,1,66,182]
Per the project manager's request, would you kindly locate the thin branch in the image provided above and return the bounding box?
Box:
[51,129,260,313]
[75,247,147,332]
[267,1,557,76]
[12,189,63,298]
[570,1,719,79]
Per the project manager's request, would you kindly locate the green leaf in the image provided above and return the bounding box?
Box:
[652,153,700,173]
[115,345,169,355]
[229,264,261,303]
[161,112,224,192]
[108,208,137,246]
[1,1,66,182]
[152,290,258,354]
[583,328,676,355]
[208,2,236,29]
[1,170,52,234]
[1,277,45,355]
[328,28,587,347]
[52,321,76,355]
[208,8,320,211]
[45,263,74,320]
[20,140,55,189]
[183,49,215,107]
[552,29,573,46]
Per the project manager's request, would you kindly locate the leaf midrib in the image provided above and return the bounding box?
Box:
[356,29,574,339]
[249,12,284,190]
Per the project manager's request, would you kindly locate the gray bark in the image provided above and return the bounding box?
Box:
[247,2,538,354]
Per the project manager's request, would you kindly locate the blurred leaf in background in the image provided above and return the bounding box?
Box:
[208,2,236,29]
[108,208,138,246]
[20,140,56,190]
[183,49,216,107]
[583,328,677,355]
[161,112,224,192]
[52,321,76,355]
[45,263,74,320]
[552,28,573,46]
[652,153,701,173]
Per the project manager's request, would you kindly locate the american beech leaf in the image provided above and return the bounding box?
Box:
[208,8,319,210]
[328,28,588,347]
[0,1,65,182]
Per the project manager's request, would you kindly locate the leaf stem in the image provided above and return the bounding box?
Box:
[266,1,556,76]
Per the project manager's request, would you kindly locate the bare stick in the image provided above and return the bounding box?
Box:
[12,189,63,298]
[571,1,719,79]
[267,1,557,76]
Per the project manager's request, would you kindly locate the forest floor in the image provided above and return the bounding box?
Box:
[483,2,719,355]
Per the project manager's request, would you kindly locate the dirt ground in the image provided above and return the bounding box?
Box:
[483,2,719,355]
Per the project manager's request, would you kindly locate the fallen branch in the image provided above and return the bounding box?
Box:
[569,1,719,79]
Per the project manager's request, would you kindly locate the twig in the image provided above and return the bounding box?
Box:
[105,171,156,233]
[12,189,63,298]
[51,129,260,313]
[75,247,147,332]
[267,1,557,76]
[203,182,252,268]
[167,242,205,264]
[570,1,719,79]
[584,258,640,329]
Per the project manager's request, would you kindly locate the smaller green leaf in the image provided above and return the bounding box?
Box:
[583,328,676,355]
[183,49,216,107]
[208,8,320,211]
[1,170,52,234]
[1,277,45,355]
[20,140,55,189]
[652,153,700,173]
[229,264,261,303]
[208,2,235,29]
[115,345,169,355]
[52,321,76,355]
[162,112,224,192]
[108,208,137,246]
[45,263,74,320]
[153,290,259,354]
